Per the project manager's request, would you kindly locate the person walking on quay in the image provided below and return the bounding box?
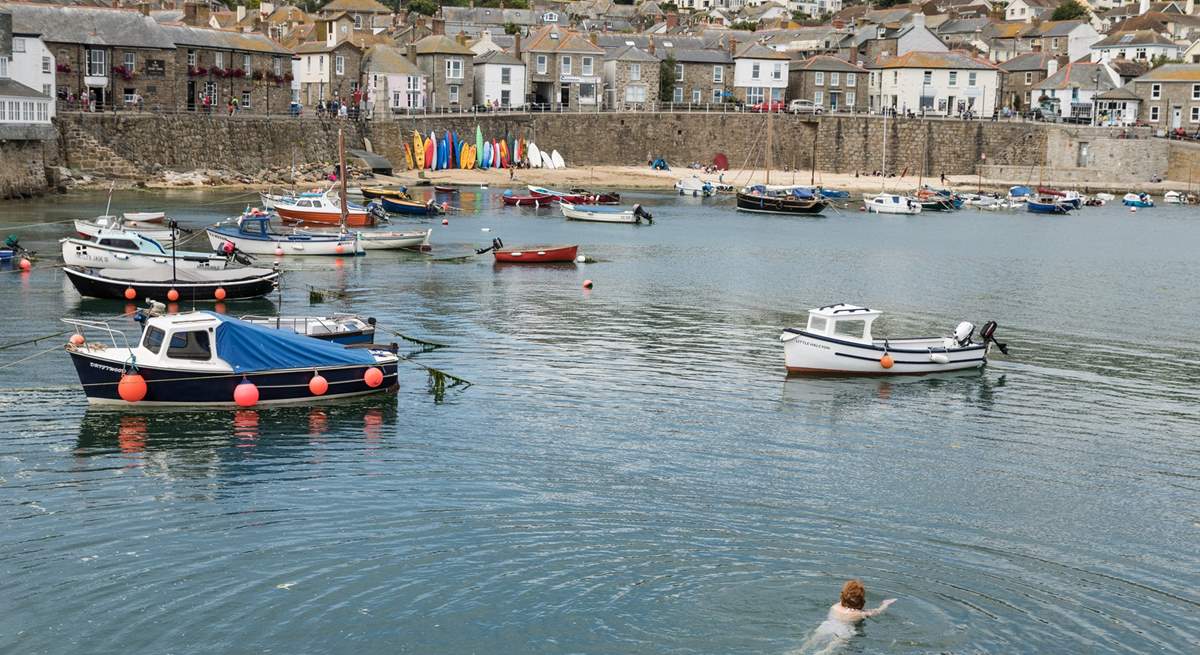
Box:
[338,102,348,119]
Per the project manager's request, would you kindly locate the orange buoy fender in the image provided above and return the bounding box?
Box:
[363,367,383,388]
[118,372,148,402]
[880,354,894,369]
[309,373,329,396]
[234,378,259,407]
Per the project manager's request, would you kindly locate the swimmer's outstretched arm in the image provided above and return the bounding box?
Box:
[861,598,897,618]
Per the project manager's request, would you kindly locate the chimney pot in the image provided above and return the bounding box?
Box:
[514,33,522,58]
[433,17,445,36]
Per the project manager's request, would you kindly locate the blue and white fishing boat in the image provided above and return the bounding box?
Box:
[379,195,441,216]
[207,212,363,256]
[1007,185,1033,203]
[64,311,399,407]
[1026,196,1073,214]
[1122,192,1154,207]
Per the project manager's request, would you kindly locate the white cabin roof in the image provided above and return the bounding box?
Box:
[808,303,880,319]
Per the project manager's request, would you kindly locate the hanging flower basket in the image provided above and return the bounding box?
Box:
[188,66,209,77]
[231,68,246,78]
[111,65,135,81]
[252,69,265,81]
[56,62,72,73]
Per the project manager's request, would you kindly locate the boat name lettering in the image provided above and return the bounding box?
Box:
[89,362,126,374]
[798,338,831,351]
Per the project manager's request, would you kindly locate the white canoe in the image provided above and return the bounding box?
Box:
[528,142,542,168]
[123,211,166,223]
[780,304,1002,375]
[551,150,565,169]
[560,202,651,224]
[356,228,432,251]
[540,150,555,169]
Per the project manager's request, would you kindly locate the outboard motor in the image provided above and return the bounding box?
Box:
[367,200,388,220]
[953,321,975,347]
[979,320,1009,355]
[633,204,653,223]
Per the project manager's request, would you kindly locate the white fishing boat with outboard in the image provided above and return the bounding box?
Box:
[675,175,714,197]
[779,303,1007,375]
[864,193,922,214]
[560,202,653,224]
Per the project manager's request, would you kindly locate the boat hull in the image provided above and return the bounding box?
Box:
[737,192,828,215]
[560,204,641,223]
[380,197,439,215]
[64,267,279,302]
[358,229,432,251]
[502,194,554,206]
[274,206,375,227]
[207,228,362,256]
[494,245,578,263]
[68,350,397,407]
[781,329,986,375]
[359,186,409,200]
[1027,200,1071,214]
[61,239,227,270]
[75,219,175,242]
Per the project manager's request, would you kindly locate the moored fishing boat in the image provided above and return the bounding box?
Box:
[64,311,398,407]
[501,191,554,207]
[272,189,383,227]
[64,264,279,302]
[1037,187,1082,209]
[239,314,377,345]
[560,202,653,224]
[864,193,921,214]
[355,228,432,251]
[1007,185,1033,202]
[75,215,177,242]
[359,185,410,200]
[737,185,829,215]
[675,176,714,197]
[528,185,617,204]
[207,212,363,256]
[1026,196,1073,214]
[379,196,442,216]
[779,303,1007,375]
[1122,192,1154,207]
[61,230,235,270]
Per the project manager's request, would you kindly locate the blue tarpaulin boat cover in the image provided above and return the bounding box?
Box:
[1009,186,1032,197]
[209,312,376,373]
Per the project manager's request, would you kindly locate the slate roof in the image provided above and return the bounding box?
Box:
[734,42,788,60]
[320,0,390,13]
[0,78,48,98]
[525,26,603,54]
[1092,30,1179,48]
[661,47,732,64]
[414,34,475,56]
[1035,20,1087,37]
[873,50,997,69]
[1095,86,1140,100]
[473,49,523,66]
[1035,62,1117,91]
[157,23,291,55]
[936,18,992,36]
[999,52,1058,72]
[440,6,539,26]
[607,44,658,62]
[1133,63,1200,82]
[790,55,867,73]
[363,44,425,75]
[2,3,177,49]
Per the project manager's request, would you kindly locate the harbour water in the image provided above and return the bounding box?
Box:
[1,189,1198,653]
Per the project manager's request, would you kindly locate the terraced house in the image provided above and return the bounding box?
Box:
[1128,64,1200,129]
[413,34,475,110]
[787,55,867,113]
[523,26,603,109]
[603,44,658,109]
[661,47,733,105]
[159,23,292,113]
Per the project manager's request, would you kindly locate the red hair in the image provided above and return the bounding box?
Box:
[840,580,865,610]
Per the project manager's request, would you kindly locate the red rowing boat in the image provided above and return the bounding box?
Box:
[434,186,459,193]
[527,185,619,205]
[493,244,578,263]
[502,194,556,206]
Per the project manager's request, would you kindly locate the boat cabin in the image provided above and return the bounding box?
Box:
[135,313,231,372]
[803,303,880,344]
[236,214,276,237]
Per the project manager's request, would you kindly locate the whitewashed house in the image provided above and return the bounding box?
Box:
[5,29,54,118]
[1034,61,1120,121]
[473,49,525,109]
[1090,30,1183,64]
[0,17,52,126]
[733,42,790,105]
[362,44,426,117]
[869,51,1000,117]
[1005,0,1057,23]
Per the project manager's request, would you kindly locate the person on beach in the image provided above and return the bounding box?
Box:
[795,580,895,655]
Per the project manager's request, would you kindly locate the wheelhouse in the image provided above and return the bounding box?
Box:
[803,303,880,344]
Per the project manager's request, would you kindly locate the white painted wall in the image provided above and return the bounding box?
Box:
[5,34,55,118]
[876,66,1000,117]
[473,61,526,108]
[734,58,789,89]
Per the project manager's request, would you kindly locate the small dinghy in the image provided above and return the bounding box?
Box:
[358,185,410,200]
[864,193,921,214]
[239,314,376,345]
[64,310,398,407]
[122,211,167,224]
[528,185,616,205]
[476,238,578,263]
[779,303,1007,375]
[1122,192,1154,207]
[64,264,280,302]
[355,228,432,251]
[433,186,459,193]
[560,202,653,224]
[676,176,714,197]
[75,215,176,242]
[501,190,555,206]
[1026,196,1073,214]
[380,196,442,216]
[207,212,363,257]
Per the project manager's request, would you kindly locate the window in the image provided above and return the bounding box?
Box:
[893,71,898,84]
[42,56,51,74]
[561,55,572,75]
[692,88,701,103]
[501,66,512,84]
[243,54,251,72]
[1192,106,1200,122]
[582,56,593,76]
[215,52,224,69]
[923,70,932,85]
[712,88,722,102]
[188,49,197,68]
[447,58,464,79]
[536,55,547,74]
[407,76,421,106]
[673,86,683,102]
[1151,83,1161,99]
[142,327,166,354]
[12,38,24,53]
[0,58,6,79]
[772,63,782,80]
[1193,84,1200,101]
[122,52,135,73]
[752,62,760,80]
[449,85,460,103]
[392,89,403,107]
[1025,71,1033,84]
[830,72,840,86]
[807,316,827,332]
[37,101,47,122]
[815,71,824,86]
[353,14,363,29]
[87,49,106,77]
[814,90,823,105]
[123,88,135,104]
[746,86,764,104]
[846,72,856,86]
[167,330,212,361]
[274,56,283,76]
[580,82,595,103]
[833,319,866,340]
[847,91,856,107]
[1051,38,1059,49]
[43,84,50,96]
[501,89,511,106]
[242,90,251,108]
[968,72,977,87]
[625,85,646,102]
[675,63,683,80]
[1135,47,1146,60]
[335,55,345,76]
[713,65,723,83]
[949,71,958,86]
[1150,105,1160,121]
[204,81,216,102]
[630,63,641,81]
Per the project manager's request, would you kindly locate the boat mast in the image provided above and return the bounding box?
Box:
[766,110,773,185]
[881,109,888,192]
[338,128,349,231]
[810,125,817,187]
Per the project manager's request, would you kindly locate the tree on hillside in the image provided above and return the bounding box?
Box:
[504,22,521,35]
[407,0,439,16]
[1050,0,1089,20]
[659,55,677,102]
[729,20,757,31]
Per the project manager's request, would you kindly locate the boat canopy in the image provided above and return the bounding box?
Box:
[805,304,881,343]
[207,312,377,373]
[1009,186,1032,197]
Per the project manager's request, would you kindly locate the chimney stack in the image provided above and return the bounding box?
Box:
[648,38,656,55]
[407,43,417,63]
[456,32,468,46]
[236,4,246,24]
[729,38,738,57]
[433,17,445,35]
[514,32,521,58]
[589,32,598,45]
[1139,0,1150,15]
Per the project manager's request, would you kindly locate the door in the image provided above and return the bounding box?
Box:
[559,85,570,108]
[187,80,196,111]
[1173,106,1182,129]
[1077,142,1089,167]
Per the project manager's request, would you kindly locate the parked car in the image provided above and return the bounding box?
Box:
[788,99,824,115]
[748,100,786,113]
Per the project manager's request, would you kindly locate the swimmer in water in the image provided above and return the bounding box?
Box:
[795,580,896,655]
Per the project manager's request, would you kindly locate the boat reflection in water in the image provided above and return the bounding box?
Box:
[779,369,1004,411]
[75,397,399,461]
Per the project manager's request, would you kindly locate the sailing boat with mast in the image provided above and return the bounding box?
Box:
[864,107,921,214]
[736,109,828,215]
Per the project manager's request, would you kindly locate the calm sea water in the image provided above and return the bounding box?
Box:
[0,188,1197,654]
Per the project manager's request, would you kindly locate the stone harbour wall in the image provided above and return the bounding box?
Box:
[0,128,57,199]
